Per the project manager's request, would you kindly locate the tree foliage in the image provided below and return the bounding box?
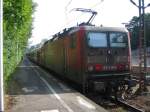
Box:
[3,0,34,84]
[127,13,150,49]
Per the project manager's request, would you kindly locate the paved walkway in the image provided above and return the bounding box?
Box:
[6,58,107,112]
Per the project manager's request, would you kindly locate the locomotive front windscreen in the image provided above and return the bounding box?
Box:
[110,32,127,47]
[87,32,128,48]
[87,32,107,47]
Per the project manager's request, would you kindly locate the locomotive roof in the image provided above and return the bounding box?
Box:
[83,26,128,32]
[68,25,128,34]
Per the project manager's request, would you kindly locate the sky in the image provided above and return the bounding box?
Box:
[29,0,150,46]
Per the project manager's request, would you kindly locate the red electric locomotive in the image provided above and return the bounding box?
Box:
[27,9,131,97]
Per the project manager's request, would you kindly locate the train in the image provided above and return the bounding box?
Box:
[27,23,132,97]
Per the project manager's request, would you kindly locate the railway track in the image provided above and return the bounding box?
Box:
[117,98,145,112]
[86,92,146,112]
[106,96,148,112]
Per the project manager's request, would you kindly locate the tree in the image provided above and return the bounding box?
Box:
[127,13,150,49]
[3,0,35,84]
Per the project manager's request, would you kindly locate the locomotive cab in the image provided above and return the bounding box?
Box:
[83,26,131,92]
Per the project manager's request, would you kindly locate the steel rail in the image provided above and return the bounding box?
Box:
[117,99,145,112]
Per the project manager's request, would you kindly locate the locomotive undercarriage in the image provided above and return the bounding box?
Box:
[85,73,132,99]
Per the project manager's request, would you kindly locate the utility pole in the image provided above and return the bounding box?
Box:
[130,0,150,92]
[139,0,147,92]
[0,0,4,111]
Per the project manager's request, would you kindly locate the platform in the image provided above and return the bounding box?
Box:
[6,57,107,112]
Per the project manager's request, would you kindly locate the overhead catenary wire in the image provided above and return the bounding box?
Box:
[65,0,73,10]
[65,0,73,23]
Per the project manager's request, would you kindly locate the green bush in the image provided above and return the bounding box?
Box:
[3,0,34,86]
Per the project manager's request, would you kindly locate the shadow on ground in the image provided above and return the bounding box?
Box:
[6,58,78,96]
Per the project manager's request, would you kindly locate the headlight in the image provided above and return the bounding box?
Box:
[88,65,94,72]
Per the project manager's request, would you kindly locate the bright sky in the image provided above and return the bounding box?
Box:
[29,0,150,46]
